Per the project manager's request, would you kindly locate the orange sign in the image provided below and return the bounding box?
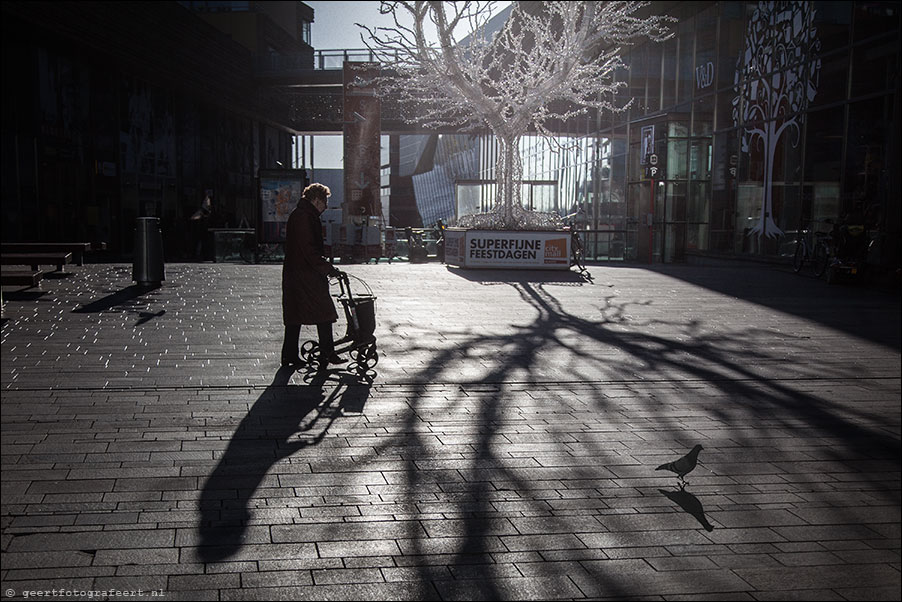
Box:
[543,238,568,264]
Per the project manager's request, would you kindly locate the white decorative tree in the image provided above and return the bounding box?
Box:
[732,0,820,239]
[359,1,672,229]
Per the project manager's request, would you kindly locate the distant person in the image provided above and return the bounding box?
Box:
[281,183,345,369]
[190,195,213,260]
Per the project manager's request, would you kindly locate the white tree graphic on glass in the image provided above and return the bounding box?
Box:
[359,1,672,229]
[732,1,820,239]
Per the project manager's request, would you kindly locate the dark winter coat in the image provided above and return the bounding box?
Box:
[282,200,337,325]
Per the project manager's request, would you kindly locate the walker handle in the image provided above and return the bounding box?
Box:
[337,271,353,302]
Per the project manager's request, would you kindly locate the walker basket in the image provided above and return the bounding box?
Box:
[343,295,377,340]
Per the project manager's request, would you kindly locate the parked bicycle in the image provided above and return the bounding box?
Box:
[563,210,590,278]
[792,220,832,277]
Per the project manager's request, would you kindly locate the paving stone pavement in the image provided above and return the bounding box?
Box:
[1,261,900,601]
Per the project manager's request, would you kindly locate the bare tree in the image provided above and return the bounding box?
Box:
[732,1,820,239]
[359,1,672,229]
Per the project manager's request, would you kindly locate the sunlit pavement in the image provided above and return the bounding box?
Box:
[2,261,899,600]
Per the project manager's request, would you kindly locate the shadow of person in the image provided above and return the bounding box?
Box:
[196,366,370,562]
[659,488,715,532]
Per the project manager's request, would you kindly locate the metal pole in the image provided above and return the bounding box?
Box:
[649,178,655,264]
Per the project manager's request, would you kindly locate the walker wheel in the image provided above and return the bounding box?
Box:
[300,340,319,362]
[354,342,379,370]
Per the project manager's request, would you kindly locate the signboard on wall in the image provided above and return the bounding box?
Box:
[640,125,655,165]
[445,229,571,270]
[258,169,308,243]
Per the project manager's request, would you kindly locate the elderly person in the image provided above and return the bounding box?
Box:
[281,183,345,368]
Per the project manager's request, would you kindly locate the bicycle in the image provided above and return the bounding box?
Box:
[562,210,590,279]
[571,228,587,273]
[792,222,831,277]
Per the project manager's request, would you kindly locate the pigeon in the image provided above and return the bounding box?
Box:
[656,444,703,486]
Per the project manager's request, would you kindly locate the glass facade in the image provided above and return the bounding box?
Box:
[406,1,898,267]
[604,0,900,264]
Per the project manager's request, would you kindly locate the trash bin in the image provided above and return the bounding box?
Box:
[133,217,165,286]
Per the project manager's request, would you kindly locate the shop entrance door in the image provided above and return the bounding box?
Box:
[630,179,667,263]
[663,182,687,263]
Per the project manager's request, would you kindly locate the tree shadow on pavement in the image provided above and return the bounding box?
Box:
[196,366,371,563]
[367,276,899,598]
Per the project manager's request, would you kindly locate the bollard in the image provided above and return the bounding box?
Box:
[133,217,165,286]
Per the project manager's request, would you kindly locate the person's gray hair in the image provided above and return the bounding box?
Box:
[303,183,331,203]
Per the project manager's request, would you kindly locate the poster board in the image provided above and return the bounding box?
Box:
[258,169,308,243]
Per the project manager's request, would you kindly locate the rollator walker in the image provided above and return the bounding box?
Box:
[300,272,378,373]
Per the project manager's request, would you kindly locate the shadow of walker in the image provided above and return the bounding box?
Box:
[196,366,371,562]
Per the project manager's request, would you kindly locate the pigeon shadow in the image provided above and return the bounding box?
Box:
[196,366,371,562]
[659,488,715,532]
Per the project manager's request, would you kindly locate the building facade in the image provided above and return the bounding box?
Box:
[1,1,314,259]
[602,0,900,267]
[406,1,900,270]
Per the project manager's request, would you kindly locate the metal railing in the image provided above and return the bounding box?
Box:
[256,49,401,75]
[257,49,399,73]
[576,229,629,262]
[314,49,398,69]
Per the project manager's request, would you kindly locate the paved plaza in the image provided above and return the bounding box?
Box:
[1,261,900,600]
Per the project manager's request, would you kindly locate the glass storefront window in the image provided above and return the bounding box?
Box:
[615,65,631,111]
[851,39,899,97]
[771,123,804,189]
[688,180,710,253]
[715,89,738,131]
[811,51,849,107]
[692,94,714,136]
[668,121,689,138]
[662,37,677,109]
[814,1,852,49]
[677,18,695,105]
[646,42,662,114]
[668,182,687,222]
[689,181,710,224]
[689,139,712,181]
[718,1,748,90]
[629,45,648,116]
[664,182,687,262]
[667,139,688,180]
[711,130,740,193]
[629,140,642,181]
[611,153,627,206]
[845,97,890,207]
[695,6,718,94]
[735,183,764,253]
[853,1,899,41]
[775,184,803,257]
[809,183,841,225]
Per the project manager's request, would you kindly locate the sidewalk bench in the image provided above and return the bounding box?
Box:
[1,252,73,272]
[0,270,44,287]
[1,242,104,266]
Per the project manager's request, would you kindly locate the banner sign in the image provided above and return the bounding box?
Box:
[444,229,571,270]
